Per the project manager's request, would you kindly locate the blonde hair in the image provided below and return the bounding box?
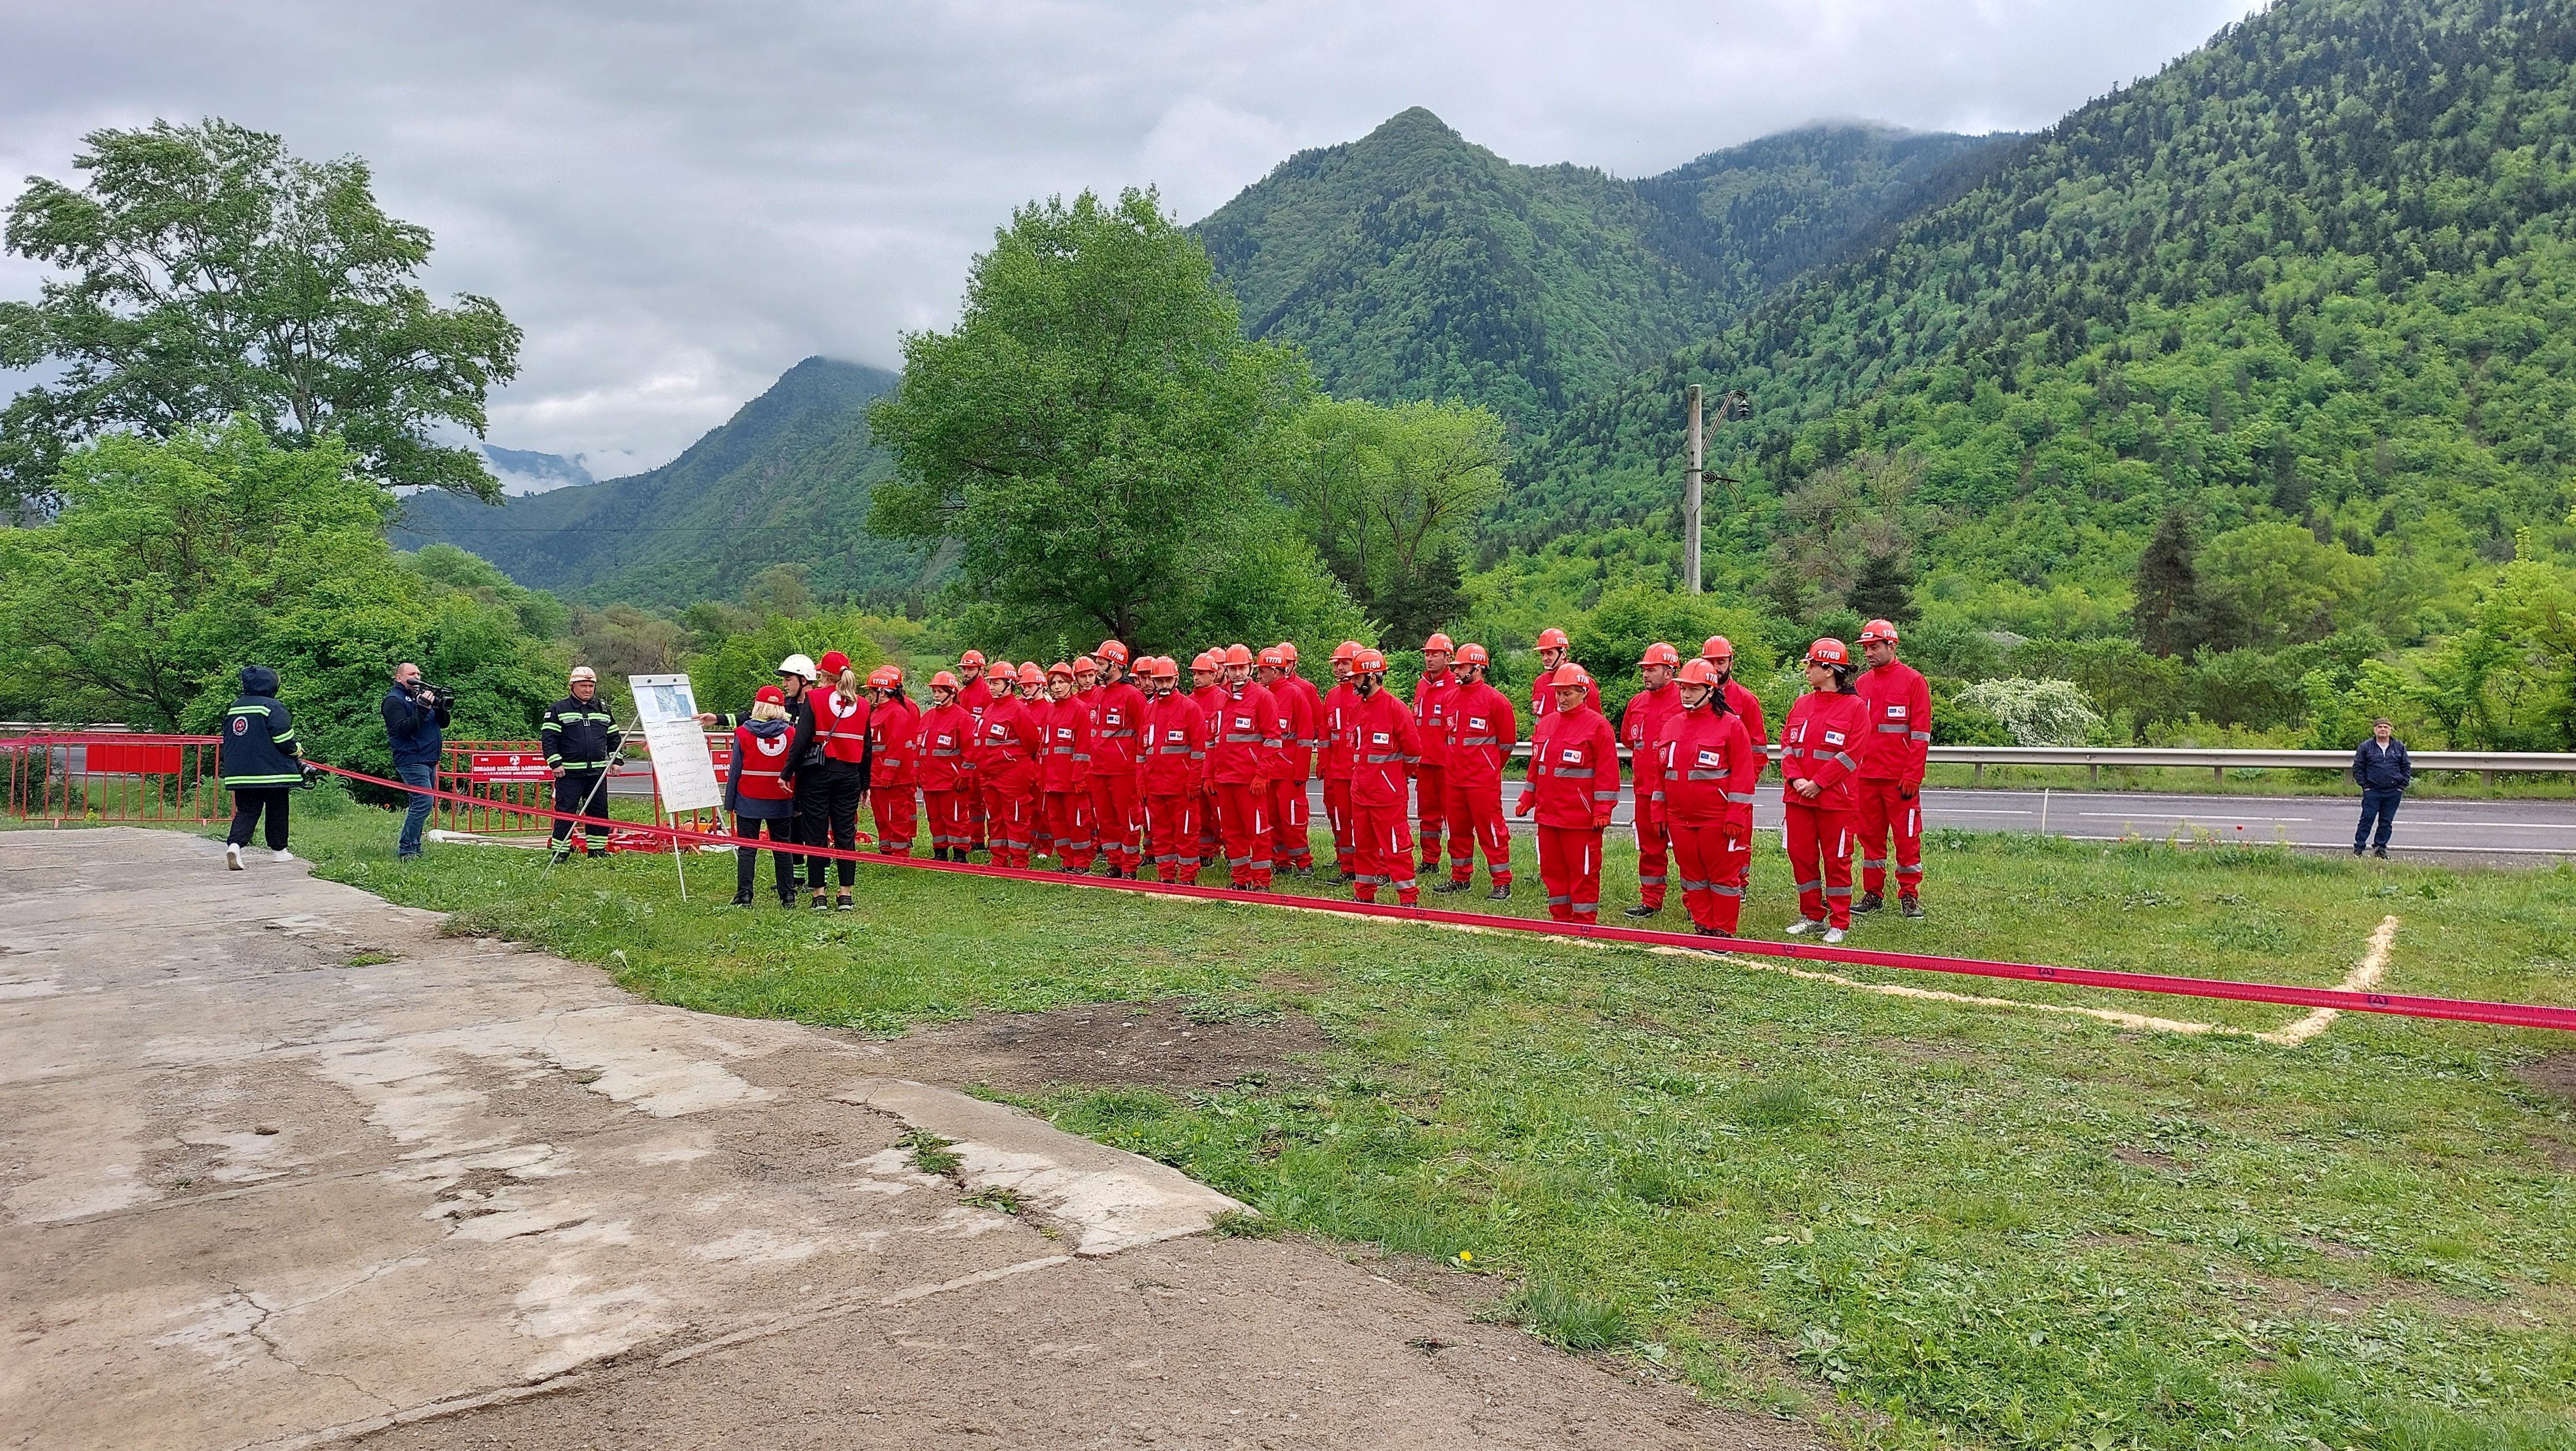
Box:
[751,700,788,722]
[835,668,861,703]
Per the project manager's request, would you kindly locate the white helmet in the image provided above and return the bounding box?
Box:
[777,653,816,680]
[568,665,597,684]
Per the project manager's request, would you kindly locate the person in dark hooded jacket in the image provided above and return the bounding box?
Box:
[218,665,304,870]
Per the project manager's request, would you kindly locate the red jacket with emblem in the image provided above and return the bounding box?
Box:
[1781,690,1871,810]
[868,695,920,786]
[1620,682,1684,805]
[914,702,975,793]
[1519,706,1619,829]
[1087,680,1148,776]
[1040,697,1091,792]
[1411,668,1460,768]
[1857,660,1931,784]
[1654,703,1762,827]
[1202,683,1282,786]
[1318,682,1357,781]
[1445,681,1517,790]
[1135,691,1208,796]
[1346,687,1420,809]
[1271,674,1321,780]
[1723,678,1768,768]
[974,696,1043,794]
[1528,673,1603,727]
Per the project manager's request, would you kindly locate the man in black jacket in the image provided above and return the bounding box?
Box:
[218,665,305,870]
[2351,718,2412,859]
[541,667,625,863]
[383,663,452,860]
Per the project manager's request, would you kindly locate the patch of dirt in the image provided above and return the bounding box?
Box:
[2113,1146,2183,1170]
[2513,1051,2576,1107]
[869,999,1333,1094]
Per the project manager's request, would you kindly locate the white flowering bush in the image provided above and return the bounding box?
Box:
[1953,678,2104,747]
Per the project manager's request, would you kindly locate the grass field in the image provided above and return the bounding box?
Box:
[58,796,2575,1451]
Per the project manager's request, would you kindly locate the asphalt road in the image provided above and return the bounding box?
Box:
[611,763,2570,859]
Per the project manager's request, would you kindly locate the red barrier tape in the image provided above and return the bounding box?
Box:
[295,759,2575,1035]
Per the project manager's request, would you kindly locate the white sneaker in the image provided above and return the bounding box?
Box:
[1784,917,1822,936]
[272,849,294,863]
[1822,927,1847,946]
[225,844,243,871]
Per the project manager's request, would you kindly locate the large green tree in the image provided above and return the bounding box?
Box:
[866,188,1334,647]
[0,119,521,508]
[1270,395,1507,636]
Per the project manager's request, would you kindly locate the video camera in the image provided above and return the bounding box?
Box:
[410,680,457,707]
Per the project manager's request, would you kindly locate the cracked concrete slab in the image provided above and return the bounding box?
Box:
[2,827,1818,1451]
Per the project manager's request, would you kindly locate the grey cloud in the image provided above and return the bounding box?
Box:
[0,0,2258,472]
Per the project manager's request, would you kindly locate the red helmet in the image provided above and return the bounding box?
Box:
[1806,637,1851,668]
[1535,626,1570,651]
[1639,641,1681,668]
[1702,635,1734,661]
[985,659,1016,681]
[1016,663,1046,686]
[1256,647,1285,670]
[959,649,987,671]
[929,670,962,691]
[1150,656,1180,680]
[1549,663,1594,690]
[866,665,899,689]
[1330,640,1362,664]
[1456,642,1490,666]
[754,685,787,706]
[818,650,852,677]
[1048,660,1074,678]
[1859,619,1901,645]
[1423,632,1455,654]
[1353,648,1389,674]
[1191,651,1218,674]
[1096,639,1128,665]
[1676,659,1720,688]
[1276,641,1300,664]
[1223,643,1255,667]
[1072,655,1098,676]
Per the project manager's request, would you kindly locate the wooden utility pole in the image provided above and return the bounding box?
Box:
[1684,384,1704,595]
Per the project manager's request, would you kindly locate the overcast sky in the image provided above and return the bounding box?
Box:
[1,0,2261,478]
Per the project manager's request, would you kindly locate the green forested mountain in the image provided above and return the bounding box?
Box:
[393,357,928,608]
[1195,109,2002,427]
[1494,0,2576,746]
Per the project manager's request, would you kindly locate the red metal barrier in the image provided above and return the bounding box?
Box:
[2,732,227,824]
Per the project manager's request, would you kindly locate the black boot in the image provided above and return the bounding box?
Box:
[1899,893,1925,919]
[1431,879,1469,894]
[1622,903,1659,919]
[1487,883,1511,901]
[1853,892,1885,914]
[729,889,754,907]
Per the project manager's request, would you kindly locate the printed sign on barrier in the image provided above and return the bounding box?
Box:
[629,673,725,815]
[468,751,553,782]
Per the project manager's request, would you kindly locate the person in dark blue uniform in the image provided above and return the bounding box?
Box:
[2351,718,2412,859]
[218,665,305,870]
[541,666,625,862]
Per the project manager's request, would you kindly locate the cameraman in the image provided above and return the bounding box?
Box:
[384,663,452,860]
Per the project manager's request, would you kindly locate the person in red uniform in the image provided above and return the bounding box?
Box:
[1073,655,1100,698]
[724,685,801,907]
[1319,641,1362,882]
[1410,633,1460,872]
[1436,643,1515,899]
[975,664,1046,869]
[788,651,870,911]
[1619,642,1686,919]
[1037,661,1096,872]
[1518,663,1619,924]
[1780,639,1870,942]
[958,651,994,853]
[1852,619,1931,918]
[1189,651,1226,872]
[1343,648,1421,906]
[1135,657,1211,884]
[865,665,921,856]
[1702,637,1769,775]
[1087,640,1147,879]
[1528,627,1601,724]
[1265,642,1324,875]
[1204,644,1282,889]
[915,671,977,862]
[1655,659,1763,937]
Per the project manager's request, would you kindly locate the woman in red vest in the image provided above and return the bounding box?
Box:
[914,671,976,862]
[1779,639,1871,942]
[724,685,799,907]
[1516,663,1619,923]
[788,651,870,911]
[865,665,921,856]
[1654,659,1763,937]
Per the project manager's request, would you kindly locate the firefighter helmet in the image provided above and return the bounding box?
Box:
[1859,619,1900,646]
[1353,648,1389,674]
[1806,637,1852,668]
[1676,659,1720,687]
[777,654,817,680]
[929,670,961,691]
[1702,636,1734,661]
[1535,626,1570,651]
[1222,643,1255,667]
[1456,642,1490,666]
[1550,663,1594,690]
[1640,641,1682,668]
[1423,632,1455,654]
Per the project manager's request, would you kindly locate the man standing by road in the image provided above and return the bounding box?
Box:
[1344,649,1422,907]
[2351,718,2412,859]
[1438,644,1515,899]
[1411,634,1461,874]
[1852,620,1930,919]
[541,666,624,864]
[382,663,450,861]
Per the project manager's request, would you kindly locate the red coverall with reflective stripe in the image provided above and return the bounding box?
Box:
[1780,690,1871,928]
[914,702,975,854]
[1319,682,1358,875]
[1856,660,1931,898]
[1410,668,1460,867]
[867,695,920,854]
[1135,692,1208,883]
[959,676,993,848]
[1655,703,1762,933]
[1519,705,1618,923]
[1189,685,1226,867]
[1204,683,1282,888]
[1527,674,1602,728]
[1088,681,1147,874]
[1040,697,1095,870]
[1442,681,1515,885]
[974,698,1043,868]
[1621,682,1684,908]
[1268,674,1320,870]
[1345,688,1421,904]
